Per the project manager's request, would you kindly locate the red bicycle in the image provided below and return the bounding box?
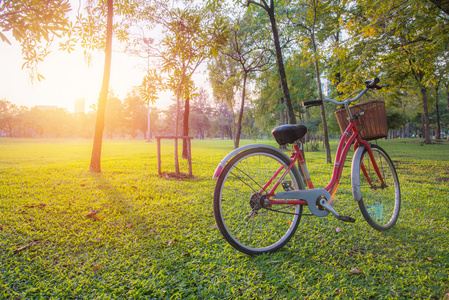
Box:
[212,78,401,255]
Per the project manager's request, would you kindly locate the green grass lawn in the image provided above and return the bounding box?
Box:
[0,137,448,299]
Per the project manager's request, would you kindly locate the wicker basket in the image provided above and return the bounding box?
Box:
[334,100,388,141]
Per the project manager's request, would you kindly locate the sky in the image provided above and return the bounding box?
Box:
[0,35,180,113]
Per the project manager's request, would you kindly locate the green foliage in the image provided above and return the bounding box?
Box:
[329,0,449,91]
[139,69,163,105]
[386,111,408,130]
[0,0,71,80]
[0,138,448,298]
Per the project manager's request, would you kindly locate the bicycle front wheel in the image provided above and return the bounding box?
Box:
[213,148,304,255]
[352,144,401,231]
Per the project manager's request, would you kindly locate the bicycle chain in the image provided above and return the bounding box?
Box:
[262,205,313,216]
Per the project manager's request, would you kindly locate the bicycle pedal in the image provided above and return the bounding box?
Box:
[337,216,355,223]
[281,181,293,191]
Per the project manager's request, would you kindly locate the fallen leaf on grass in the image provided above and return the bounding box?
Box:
[427,257,434,262]
[349,268,363,274]
[167,239,177,247]
[86,211,103,220]
[86,211,98,218]
[210,225,218,229]
[127,223,135,228]
[13,241,39,253]
[0,224,3,230]
[415,207,422,211]
[93,266,101,272]
[335,227,342,233]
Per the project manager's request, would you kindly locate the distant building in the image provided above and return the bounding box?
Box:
[74,98,85,114]
[35,105,58,112]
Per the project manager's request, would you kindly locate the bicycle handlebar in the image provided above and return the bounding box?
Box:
[366,77,380,88]
[302,78,388,108]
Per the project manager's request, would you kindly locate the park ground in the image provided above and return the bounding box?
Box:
[0,138,448,299]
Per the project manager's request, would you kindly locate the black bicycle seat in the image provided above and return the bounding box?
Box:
[271,124,307,145]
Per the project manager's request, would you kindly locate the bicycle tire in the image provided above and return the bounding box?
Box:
[213,147,304,255]
[352,144,401,231]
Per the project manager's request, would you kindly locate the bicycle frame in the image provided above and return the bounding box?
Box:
[267,119,385,207]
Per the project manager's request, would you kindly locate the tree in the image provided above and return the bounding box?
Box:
[208,50,239,139]
[289,0,332,162]
[246,0,297,124]
[213,101,234,139]
[253,55,316,138]
[218,13,273,148]
[332,0,449,144]
[102,92,125,138]
[190,88,213,139]
[158,5,228,172]
[89,0,114,173]
[0,0,71,80]
[123,91,148,138]
[0,99,21,137]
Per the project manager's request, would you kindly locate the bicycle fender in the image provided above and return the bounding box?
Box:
[273,189,331,217]
[351,145,366,202]
[212,144,290,179]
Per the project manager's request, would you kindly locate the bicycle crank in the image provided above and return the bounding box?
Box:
[273,189,331,217]
[273,189,355,223]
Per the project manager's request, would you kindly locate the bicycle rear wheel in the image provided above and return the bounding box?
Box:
[213,148,304,255]
[352,144,401,231]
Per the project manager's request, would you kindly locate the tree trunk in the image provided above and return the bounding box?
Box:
[234,73,247,149]
[307,2,331,163]
[445,83,449,111]
[420,86,431,144]
[305,107,310,143]
[279,97,285,125]
[312,45,331,163]
[279,94,287,151]
[435,86,440,140]
[174,67,188,174]
[147,105,151,142]
[182,97,190,158]
[89,0,113,173]
[267,8,296,124]
[421,113,425,139]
